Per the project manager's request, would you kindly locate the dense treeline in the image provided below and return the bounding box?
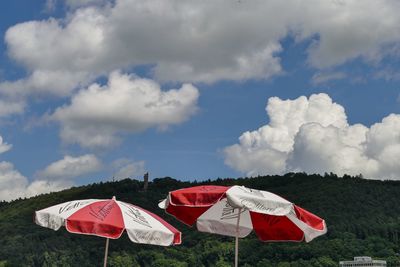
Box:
[1,173,400,266]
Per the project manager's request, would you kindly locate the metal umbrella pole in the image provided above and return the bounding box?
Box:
[235,208,242,267]
[103,238,110,267]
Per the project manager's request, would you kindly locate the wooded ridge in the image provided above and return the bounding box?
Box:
[1,173,399,266]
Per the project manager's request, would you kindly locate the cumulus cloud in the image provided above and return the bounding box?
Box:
[0,161,30,201]
[51,71,199,148]
[224,93,400,180]
[1,7,104,99]
[0,0,399,118]
[36,154,102,180]
[0,154,102,201]
[0,136,12,154]
[111,158,145,180]
[0,161,70,201]
[3,1,286,88]
[1,0,399,90]
[0,98,25,117]
[297,0,400,68]
[0,70,92,98]
[25,180,71,199]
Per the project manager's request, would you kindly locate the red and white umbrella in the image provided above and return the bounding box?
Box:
[35,196,181,266]
[159,185,327,267]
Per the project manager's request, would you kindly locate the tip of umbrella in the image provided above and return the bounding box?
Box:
[112,196,116,200]
[158,199,167,209]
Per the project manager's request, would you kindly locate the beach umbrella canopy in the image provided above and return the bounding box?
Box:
[159,185,326,267]
[35,196,181,266]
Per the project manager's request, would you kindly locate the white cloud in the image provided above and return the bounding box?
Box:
[0,98,25,117]
[0,70,92,98]
[111,158,145,180]
[0,136,12,154]
[0,0,398,120]
[65,0,110,9]
[44,0,57,12]
[25,179,72,198]
[5,12,106,72]
[287,123,379,176]
[296,0,400,68]
[311,72,346,85]
[0,154,102,201]
[51,71,199,148]
[0,161,70,201]
[0,161,29,201]
[36,154,102,180]
[224,93,400,180]
[3,1,287,86]
[1,0,399,91]
[1,7,105,98]
[374,68,400,82]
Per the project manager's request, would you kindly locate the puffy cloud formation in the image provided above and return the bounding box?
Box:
[0,136,12,154]
[295,1,400,68]
[0,161,31,201]
[0,161,70,201]
[111,158,145,180]
[1,0,399,106]
[0,99,25,117]
[0,70,92,98]
[0,154,102,201]
[224,93,400,180]
[51,71,199,148]
[36,154,102,180]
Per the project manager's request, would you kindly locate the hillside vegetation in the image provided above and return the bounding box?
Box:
[1,173,400,266]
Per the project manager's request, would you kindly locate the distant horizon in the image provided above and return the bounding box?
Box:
[2,171,397,204]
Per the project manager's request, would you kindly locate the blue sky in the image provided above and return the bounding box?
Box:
[0,0,400,201]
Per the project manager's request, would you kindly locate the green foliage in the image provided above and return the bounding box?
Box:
[108,252,139,267]
[1,175,400,266]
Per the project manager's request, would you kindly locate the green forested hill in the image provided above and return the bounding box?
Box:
[1,174,400,266]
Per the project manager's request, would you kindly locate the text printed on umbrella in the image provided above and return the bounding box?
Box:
[89,202,114,221]
[120,203,152,228]
[221,202,245,220]
[58,201,91,214]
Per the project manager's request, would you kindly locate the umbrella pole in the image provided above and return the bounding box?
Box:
[235,208,242,267]
[103,238,110,267]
